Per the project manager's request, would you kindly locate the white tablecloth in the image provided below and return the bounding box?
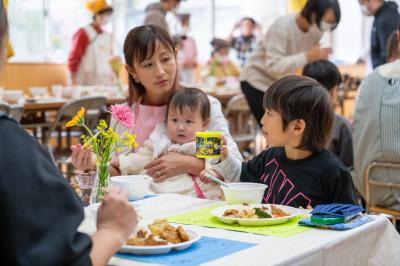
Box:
[79,194,400,266]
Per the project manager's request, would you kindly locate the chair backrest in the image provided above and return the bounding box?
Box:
[9,104,24,122]
[44,96,107,145]
[224,94,257,138]
[0,101,11,115]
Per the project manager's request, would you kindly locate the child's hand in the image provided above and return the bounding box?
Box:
[199,169,224,184]
[220,136,228,161]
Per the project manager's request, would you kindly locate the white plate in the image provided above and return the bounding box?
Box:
[119,229,201,255]
[211,204,299,226]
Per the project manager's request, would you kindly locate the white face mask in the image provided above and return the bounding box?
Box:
[178,26,189,35]
[217,55,229,64]
[360,5,370,16]
[319,21,334,32]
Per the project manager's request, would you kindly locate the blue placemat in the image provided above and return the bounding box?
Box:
[115,236,257,266]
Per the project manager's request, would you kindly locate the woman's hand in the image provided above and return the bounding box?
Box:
[220,136,228,160]
[144,152,205,182]
[96,187,138,242]
[306,45,332,62]
[71,144,95,171]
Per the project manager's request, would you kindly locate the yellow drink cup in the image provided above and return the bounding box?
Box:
[196,132,222,159]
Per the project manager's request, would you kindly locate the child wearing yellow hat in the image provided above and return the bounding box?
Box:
[67,0,114,85]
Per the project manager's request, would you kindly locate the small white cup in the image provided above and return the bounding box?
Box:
[51,84,63,98]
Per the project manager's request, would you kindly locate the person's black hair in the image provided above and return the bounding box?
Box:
[167,87,210,122]
[240,17,256,27]
[301,0,341,30]
[302,60,342,91]
[263,75,334,152]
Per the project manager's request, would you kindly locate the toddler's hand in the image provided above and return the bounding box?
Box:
[199,169,224,184]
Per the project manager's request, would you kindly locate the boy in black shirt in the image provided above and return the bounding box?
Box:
[205,75,357,208]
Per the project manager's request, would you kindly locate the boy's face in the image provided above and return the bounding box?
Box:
[167,107,208,144]
[260,109,304,147]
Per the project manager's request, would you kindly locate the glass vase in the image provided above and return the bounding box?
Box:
[89,161,110,205]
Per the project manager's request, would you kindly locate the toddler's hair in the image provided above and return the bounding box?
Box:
[168,87,210,122]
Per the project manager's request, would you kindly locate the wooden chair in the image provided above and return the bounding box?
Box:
[365,161,400,225]
[224,94,258,153]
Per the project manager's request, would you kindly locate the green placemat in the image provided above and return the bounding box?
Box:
[168,205,311,238]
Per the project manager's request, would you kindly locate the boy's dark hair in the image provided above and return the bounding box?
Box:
[301,0,341,30]
[93,7,113,20]
[167,87,210,122]
[302,60,342,91]
[240,17,256,27]
[263,75,334,152]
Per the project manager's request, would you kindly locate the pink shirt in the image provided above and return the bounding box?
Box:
[133,102,168,148]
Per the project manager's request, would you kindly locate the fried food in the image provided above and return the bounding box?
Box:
[223,209,240,218]
[126,235,168,246]
[125,220,191,246]
[271,205,290,217]
[148,218,173,236]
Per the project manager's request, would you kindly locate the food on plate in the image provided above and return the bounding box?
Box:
[126,219,190,246]
[271,205,290,217]
[222,204,289,219]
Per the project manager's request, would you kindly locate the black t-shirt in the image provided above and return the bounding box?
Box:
[240,147,357,208]
[0,114,92,266]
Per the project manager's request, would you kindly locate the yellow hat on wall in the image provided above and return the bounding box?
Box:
[85,0,111,14]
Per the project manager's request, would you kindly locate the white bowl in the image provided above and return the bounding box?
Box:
[221,183,268,205]
[29,86,48,97]
[110,175,153,201]
[3,90,23,104]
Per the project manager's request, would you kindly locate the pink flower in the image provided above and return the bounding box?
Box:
[109,104,135,130]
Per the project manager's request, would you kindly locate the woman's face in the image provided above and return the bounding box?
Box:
[131,42,177,98]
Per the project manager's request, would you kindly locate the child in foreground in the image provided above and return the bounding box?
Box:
[203,75,357,208]
[118,87,221,199]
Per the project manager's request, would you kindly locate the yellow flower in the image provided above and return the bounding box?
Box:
[65,107,85,127]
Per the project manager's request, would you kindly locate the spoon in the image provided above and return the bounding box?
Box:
[203,173,230,188]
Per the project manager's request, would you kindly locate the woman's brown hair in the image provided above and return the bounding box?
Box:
[123,25,180,106]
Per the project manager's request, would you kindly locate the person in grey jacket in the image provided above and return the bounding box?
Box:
[143,0,184,32]
[353,22,400,211]
[240,0,341,126]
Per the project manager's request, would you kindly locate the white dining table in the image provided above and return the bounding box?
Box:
[79,194,400,266]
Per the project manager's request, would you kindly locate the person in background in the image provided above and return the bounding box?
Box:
[68,0,115,86]
[203,76,357,208]
[386,30,400,62]
[175,13,198,84]
[353,22,400,212]
[227,17,261,67]
[0,2,138,265]
[359,0,400,68]
[303,60,354,168]
[204,38,240,86]
[240,0,340,126]
[144,0,185,32]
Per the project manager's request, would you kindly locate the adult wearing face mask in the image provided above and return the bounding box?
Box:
[144,0,185,33]
[240,0,340,126]
[68,0,114,85]
[359,0,400,69]
[175,13,198,84]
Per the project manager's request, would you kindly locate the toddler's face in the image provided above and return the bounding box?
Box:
[167,107,207,144]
